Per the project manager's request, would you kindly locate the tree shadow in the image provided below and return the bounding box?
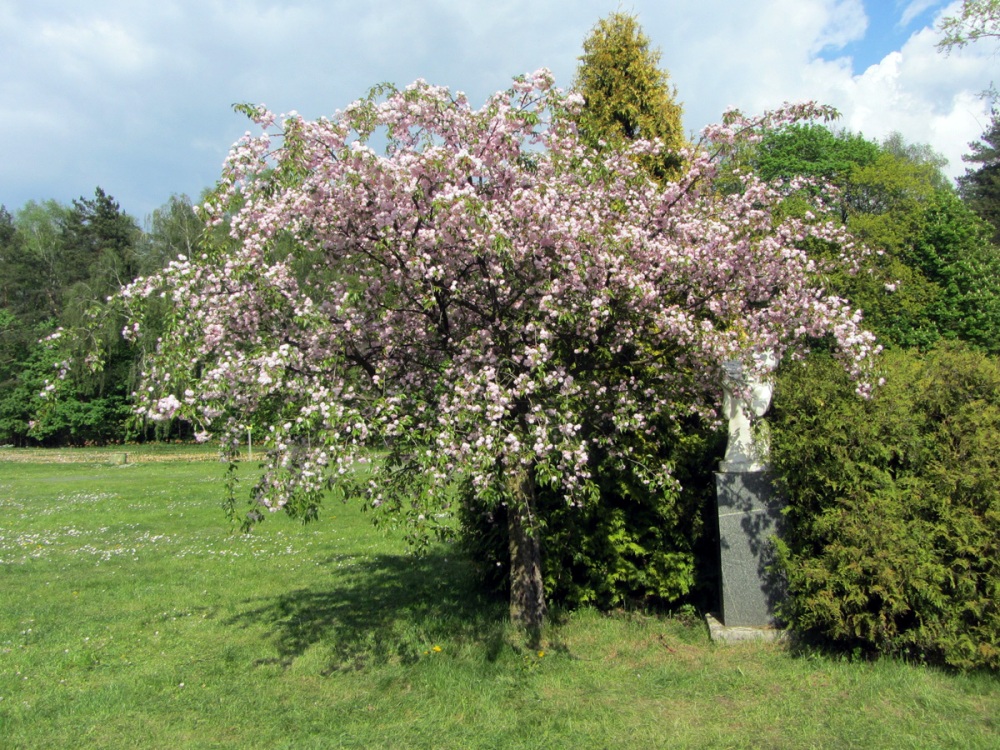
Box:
[227,548,510,673]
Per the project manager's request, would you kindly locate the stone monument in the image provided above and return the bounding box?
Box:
[714,352,785,628]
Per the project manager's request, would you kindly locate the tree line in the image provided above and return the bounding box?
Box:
[0,191,206,445]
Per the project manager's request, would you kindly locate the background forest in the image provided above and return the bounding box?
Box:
[0,191,204,445]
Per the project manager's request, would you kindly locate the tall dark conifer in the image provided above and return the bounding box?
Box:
[958,110,1000,244]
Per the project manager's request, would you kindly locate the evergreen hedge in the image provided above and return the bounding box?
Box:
[771,345,1000,669]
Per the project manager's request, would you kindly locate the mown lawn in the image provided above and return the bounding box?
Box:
[1,448,998,748]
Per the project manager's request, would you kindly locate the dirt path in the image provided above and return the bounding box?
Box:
[0,446,232,464]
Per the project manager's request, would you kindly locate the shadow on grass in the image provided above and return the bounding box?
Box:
[228,548,510,673]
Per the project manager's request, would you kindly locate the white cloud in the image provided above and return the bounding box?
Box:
[814,0,870,52]
[0,0,995,217]
[814,23,993,176]
[654,0,992,178]
[900,0,942,28]
[38,18,158,79]
[641,2,858,138]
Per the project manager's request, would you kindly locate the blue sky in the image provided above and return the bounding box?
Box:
[820,1,950,70]
[0,1,993,222]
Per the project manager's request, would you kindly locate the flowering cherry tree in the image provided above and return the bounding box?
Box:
[107,70,877,635]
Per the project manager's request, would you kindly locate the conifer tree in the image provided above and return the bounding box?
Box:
[573,12,684,180]
[958,110,1000,243]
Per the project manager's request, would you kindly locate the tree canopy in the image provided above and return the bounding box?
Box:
[752,123,1000,353]
[752,123,879,185]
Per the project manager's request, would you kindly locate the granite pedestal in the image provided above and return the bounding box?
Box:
[714,470,785,628]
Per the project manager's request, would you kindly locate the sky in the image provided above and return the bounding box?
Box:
[1,0,997,222]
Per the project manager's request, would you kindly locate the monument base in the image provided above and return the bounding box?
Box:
[714,470,785,628]
[705,613,787,644]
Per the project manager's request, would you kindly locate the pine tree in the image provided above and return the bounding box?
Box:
[958,110,1000,243]
[573,12,684,181]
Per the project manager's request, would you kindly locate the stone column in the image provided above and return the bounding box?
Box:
[714,470,784,627]
[714,354,785,628]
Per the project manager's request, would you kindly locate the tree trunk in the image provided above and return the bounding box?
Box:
[506,466,547,645]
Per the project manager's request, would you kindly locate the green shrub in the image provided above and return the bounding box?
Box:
[458,420,723,611]
[771,345,1000,669]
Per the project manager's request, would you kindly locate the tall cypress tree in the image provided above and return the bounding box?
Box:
[573,12,685,181]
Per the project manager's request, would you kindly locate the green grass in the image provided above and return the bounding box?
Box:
[1,447,998,749]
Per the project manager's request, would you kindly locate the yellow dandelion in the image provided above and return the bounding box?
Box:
[432,645,442,653]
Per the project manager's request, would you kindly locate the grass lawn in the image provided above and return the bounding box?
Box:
[1,447,998,749]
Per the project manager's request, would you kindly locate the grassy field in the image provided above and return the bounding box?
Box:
[1,447,998,749]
